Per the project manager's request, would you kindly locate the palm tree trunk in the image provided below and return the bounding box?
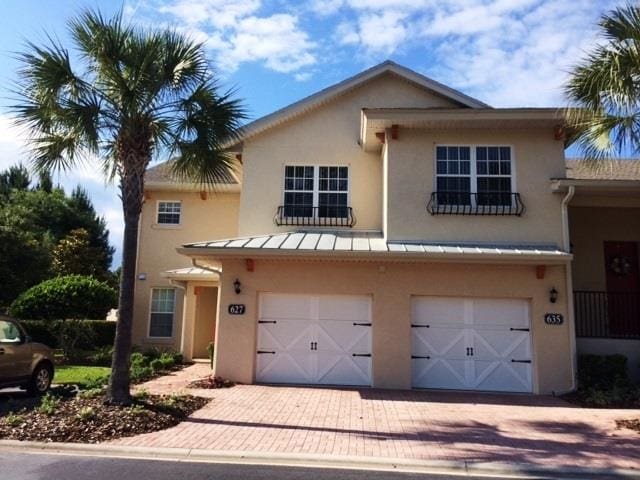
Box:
[106,144,148,405]
[105,207,139,405]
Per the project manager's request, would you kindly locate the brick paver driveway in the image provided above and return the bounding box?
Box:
[112,364,640,470]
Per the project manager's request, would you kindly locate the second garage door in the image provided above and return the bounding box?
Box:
[412,296,533,393]
[256,294,372,386]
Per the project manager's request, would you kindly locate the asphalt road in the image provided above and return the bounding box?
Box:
[0,451,560,480]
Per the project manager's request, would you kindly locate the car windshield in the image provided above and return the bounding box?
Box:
[0,320,22,343]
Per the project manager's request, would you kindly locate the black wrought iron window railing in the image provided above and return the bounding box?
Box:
[426,192,525,216]
[274,206,356,227]
[574,290,640,339]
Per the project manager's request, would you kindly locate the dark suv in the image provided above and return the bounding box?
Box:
[0,316,54,395]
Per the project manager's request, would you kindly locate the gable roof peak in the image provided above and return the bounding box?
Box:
[233,60,490,146]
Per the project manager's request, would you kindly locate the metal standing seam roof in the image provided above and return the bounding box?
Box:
[162,267,220,280]
[181,231,570,260]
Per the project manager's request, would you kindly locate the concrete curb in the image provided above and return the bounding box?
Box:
[0,439,638,479]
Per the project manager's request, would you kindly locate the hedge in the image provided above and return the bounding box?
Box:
[9,275,117,320]
[20,319,116,350]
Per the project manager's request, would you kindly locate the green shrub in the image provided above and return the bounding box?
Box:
[86,346,112,366]
[4,413,24,427]
[158,352,175,369]
[578,354,630,390]
[130,365,153,383]
[149,358,164,373]
[130,352,150,368]
[9,275,117,320]
[37,393,60,416]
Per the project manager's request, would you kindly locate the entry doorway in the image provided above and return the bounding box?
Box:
[193,287,218,358]
[604,241,640,336]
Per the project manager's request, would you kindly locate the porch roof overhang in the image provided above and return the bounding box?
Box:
[161,267,220,282]
[177,231,572,265]
[550,178,640,197]
[360,108,569,153]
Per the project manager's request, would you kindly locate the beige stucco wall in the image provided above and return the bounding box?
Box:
[385,128,567,245]
[132,191,239,350]
[237,73,460,237]
[569,206,640,291]
[212,258,572,394]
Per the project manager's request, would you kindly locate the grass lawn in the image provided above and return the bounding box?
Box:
[53,366,111,389]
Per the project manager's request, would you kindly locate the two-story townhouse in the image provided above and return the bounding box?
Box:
[132,61,640,394]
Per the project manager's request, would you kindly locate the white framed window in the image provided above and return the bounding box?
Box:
[157,201,181,225]
[283,165,349,218]
[435,145,514,207]
[149,288,175,338]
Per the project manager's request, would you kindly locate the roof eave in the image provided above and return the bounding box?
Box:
[177,247,571,265]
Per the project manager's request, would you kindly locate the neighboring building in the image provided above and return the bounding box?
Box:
[133,61,640,394]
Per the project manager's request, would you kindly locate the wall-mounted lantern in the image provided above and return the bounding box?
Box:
[549,287,558,304]
[233,279,242,295]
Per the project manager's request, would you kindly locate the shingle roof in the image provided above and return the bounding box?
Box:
[145,160,238,184]
[182,231,569,261]
[565,159,640,181]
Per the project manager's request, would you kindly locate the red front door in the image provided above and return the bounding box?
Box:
[604,241,640,336]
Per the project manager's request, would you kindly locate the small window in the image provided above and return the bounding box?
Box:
[476,146,512,206]
[0,320,22,344]
[149,288,175,338]
[157,201,181,225]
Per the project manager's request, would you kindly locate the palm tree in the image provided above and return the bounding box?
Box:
[13,10,245,405]
[565,3,640,158]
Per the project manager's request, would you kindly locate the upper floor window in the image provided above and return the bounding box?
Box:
[435,145,513,207]
[149,288,175,338]
[430,145,524,216]
[282,165,349,219]
[157,201,181,225]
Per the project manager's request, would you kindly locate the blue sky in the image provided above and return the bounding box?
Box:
[0,0,619,266]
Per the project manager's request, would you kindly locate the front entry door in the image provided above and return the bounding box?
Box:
[604,241,640,336]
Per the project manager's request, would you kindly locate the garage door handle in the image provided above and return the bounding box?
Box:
[510,328,529,332]
[257,350,276,354]
[411,355,430,359]
[511,359,531,363]
[352,353,371,357]
[353,322,371,326]
[258,320,277,324]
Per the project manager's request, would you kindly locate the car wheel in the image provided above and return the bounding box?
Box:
[27,363,53,395]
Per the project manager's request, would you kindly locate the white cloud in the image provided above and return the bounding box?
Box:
[320,0,618,106]
[337,11,408,54]
[149,0,316,74]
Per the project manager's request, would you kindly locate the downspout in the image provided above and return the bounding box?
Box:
[561,186,577,391]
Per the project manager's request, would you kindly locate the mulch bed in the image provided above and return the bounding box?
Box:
[617,418,640,434]
[187,375,235,389]
[0,392,208,443]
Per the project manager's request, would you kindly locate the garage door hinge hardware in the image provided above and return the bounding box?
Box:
[258,320,277,324]
[411,324,430,328]
[466,347,474,356]
[411,355,431,359]
[257,350,276,354]
[309,342,317,351]
[511,359,531,363]
[353,322,372,326]
[352,353,371,357]
[509,327,529,332]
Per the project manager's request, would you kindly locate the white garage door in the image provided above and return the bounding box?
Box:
[412,297,533,393]
[256,294,372,386]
